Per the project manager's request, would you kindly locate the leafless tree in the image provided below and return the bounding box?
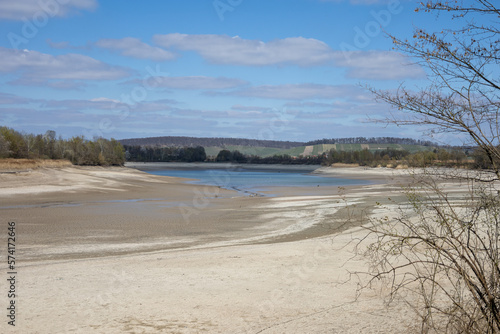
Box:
[0,134,9,158]
[22,133,35,158]
[364,1,500,333]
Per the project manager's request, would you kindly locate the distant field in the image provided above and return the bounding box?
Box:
[205,143,438,158]
[399,144,435,153]
[278,146,310,157]
[204,146,283,158]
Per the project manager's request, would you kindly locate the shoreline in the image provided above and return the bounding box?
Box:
[0,164,407,262]
[126,161,389,197]
[0,164,421,333]
[125,161,323,171]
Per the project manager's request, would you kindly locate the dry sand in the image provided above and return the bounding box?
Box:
[0,164,441,333]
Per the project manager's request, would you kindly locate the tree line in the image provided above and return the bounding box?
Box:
[123,144,500,170]
[325,148,475,168]
[124,145,206,162]
[120,136,304,149]
[214,149,324,165]
[124,145,324,164]
[214,147,480,168]
[120,135,441,149]
[0,126,125,166]
[305,137,436,146]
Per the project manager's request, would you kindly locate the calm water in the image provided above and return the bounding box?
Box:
[146,165,369,193]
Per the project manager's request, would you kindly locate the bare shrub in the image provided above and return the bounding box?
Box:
[364,170,500,333]
[363,1,500,333]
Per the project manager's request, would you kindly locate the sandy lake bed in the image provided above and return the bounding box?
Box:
[0,163,465,333]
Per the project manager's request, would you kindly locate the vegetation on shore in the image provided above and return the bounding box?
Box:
[0,126,125,166]
[0,159,73,170]
[2,125,496,171]
[123,143,497,170]
[119,134,436,149]
[120,135,303,149]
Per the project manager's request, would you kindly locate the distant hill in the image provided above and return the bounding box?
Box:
[120,136,442,158]
[305,137,436,147]
[278,143,437,157]
[119,136,304,149]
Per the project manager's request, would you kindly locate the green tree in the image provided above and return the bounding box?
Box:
[109,138,126,165]
[0,127,26,158]
[231,150,246,163]
[216,149,232,162]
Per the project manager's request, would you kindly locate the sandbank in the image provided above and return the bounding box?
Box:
[0,164,431,333]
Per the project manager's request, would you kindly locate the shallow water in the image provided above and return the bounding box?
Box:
[147,166,369,194]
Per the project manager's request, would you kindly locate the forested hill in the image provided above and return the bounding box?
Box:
[119,136,439,148]
[119,136,305,149]
[305,137,437,146]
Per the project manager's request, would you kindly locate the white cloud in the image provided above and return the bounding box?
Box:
[46,40,72,49]
[95,38,176,62]
[231,105,270,112]
[41,97,177,113]
[45,80,88,90]
[90,97,121,104]
[153,33,335,66]
[0,92,39,105]
[138,76,247,90]
[0,47,130,86]
[0,0,97,20]
[46,39,91,50]
[42,98,127,110]
[284,101,334,108]
[152,33,423,80]
[219,83,363,100]
[335,51,425,80]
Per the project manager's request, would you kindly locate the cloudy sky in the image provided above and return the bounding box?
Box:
[0,0,445,142]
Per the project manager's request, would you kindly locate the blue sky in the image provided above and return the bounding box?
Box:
[0,0,449,142]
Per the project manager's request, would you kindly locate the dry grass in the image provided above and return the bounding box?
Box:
[0,159,73,171]
[330,163,360,168]
[395,164,409,169]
